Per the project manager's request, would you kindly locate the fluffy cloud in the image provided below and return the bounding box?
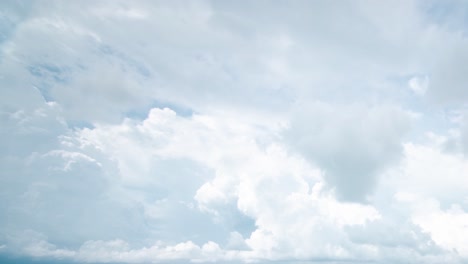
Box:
[8,107,460,262]
[1,102,467,263]
[2,0,468,264]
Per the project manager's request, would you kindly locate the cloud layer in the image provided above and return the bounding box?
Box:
[1,1,468,264]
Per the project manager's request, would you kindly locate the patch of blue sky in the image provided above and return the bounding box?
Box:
[226,209,256,239]
[27,63,71,84]
[28,63,70,103]
[0,18,14,45]
[421,0,468,34]
[98,44,151,78]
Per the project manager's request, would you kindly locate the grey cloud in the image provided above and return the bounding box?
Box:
[427,43,468,104]
[285,103,410,202]
[346,219,439,253]
[2,0,429,124]
[0,0,296,123]
[2,0,467,125]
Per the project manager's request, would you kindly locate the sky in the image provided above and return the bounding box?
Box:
[1,0,468,263]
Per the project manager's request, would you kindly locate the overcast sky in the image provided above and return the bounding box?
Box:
[1,1,468,263]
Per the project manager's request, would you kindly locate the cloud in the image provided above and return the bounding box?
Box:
[378,140,468,259]
[1,101,467,263]
[1,106,381,262]
[427,42,468,104]
[412,201,468,257]
[400,143,468,201]
[2,0,468,264]
[285,102,411,202]
[408,75,429,96]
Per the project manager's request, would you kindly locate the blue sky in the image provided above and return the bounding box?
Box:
[1,0,468,263]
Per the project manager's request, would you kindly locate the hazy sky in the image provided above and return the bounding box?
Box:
[1,1,468,263]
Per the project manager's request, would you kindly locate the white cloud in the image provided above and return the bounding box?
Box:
[2,1,468,263]
[392,143,468,204]
[408,75,429,96]
[413,201,468,257]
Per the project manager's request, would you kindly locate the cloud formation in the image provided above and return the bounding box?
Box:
[1,1,468,264]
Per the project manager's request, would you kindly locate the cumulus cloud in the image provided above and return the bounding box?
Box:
[1,0,468,264]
